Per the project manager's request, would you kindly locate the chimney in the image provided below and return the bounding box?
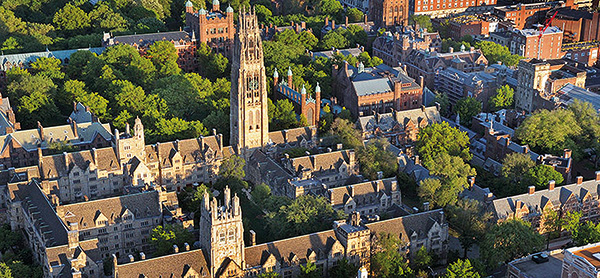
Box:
[250,230,256,246]
[468,176,475,189]
[364,14,368,24]
[449,47,454,53]
[528,185,535,195]
[337,143,343,150]
[72,120,78,138]
[38,121,44,140]
[423,202,430,211]
[325,17,329,27]
[596,171,600,181]
[184,242,190,251]
[126,122,130,136]
[403,64,407,73]
[128,254,134,262]
[548,180,555,191]
[139,252,145,260]
[419,76,424,88]
[414,155,420,165]
[332,20,335,30]
[470,46,475,51]
[173,245,179,253]
[212,128,217,136]
[345,16,349,27]
[377,171,383,179]
[351,211,360,226]
[564,149,572,159]
[64,152,69,169]
[350,185,355,197]
[577,176,583,185]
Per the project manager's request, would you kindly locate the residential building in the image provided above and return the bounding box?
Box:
[538,150,573,184]
[310,46,365,60]
[357,105,441,146]
[562,41,600,66]
[102,31,198,72]
[447,15,491,40]
[545,83,600,111]
[184,0,234,58]
[435,67,499,106]
[372,26,442,67]
[551,8,600,43]
[273,68,321,126]
[491,174,600,233]
[332,62,423,117]
[0,47,105,86]
[508,27,564,60]
[403,47,488,90]
[369,0,410,27]
[411,0,496,18]
[0,94,19,135]
[493,2,560,29]
[562,243,600,278]
[515,58,587,112]
[321,16,377,37]
[328,177,402,216]
[113,248,209,277]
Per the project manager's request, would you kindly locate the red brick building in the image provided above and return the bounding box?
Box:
[332,63,423,117]
[562,41,600,66]
[185,0,234,57]
[508,27,564,60]
[494,2,561,29]
[103,31,198,72]
[369,0,410,27]
[551,8,600,43]
[273,68,321,126]
[412,0,496,18]
[448,15,491,40]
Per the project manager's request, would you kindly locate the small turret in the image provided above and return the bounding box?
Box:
[287,66,293,87]
[226,5,233,13]
[301,84,307,94]
[199,8,207,15]
[358,62,364,73]
[185,0,194,13]
[212,0,220,12]
[315,82,321,93]
[273,68,279,86]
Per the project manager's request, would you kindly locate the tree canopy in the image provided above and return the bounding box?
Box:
[150,224,194,256]
[481,219,544,267]
[443,259,481,278]
[416,122,472,168]
[515,108,582,155]
[489,85,514,111]
[454,97,481,126]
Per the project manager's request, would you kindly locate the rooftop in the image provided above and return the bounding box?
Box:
[515,26,562,37]
[509,251,564,278]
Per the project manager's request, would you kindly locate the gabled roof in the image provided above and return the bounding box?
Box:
[55,191,161,229]
[365,209,445,240]
[289,150,353,173]
[0,47,105,71]
[114,249,209,278]
[329,177,399,206]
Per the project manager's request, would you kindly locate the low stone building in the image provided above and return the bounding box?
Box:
[273,68,321,126]
[328,177,402,216]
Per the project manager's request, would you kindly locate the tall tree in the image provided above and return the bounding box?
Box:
[525,165,564,189]
[358,138,398,180]
[481,219,544,267]
[329,258,359,278]
[53,4,90,33]
[299,261,320,278]
[329,118,363,149]
[219,155,246,180]
[371,233,414,278]
[515,109,582,155]
[150,224,194,256]
[454,97,481,126]
[447,199,491,258]
[489,85,514,111]
[443,259,480,278]
[416,122,471,168]
[145,41,181,77]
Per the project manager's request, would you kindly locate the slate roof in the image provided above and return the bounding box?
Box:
[348,64,421,97]
[0,47,105,71]
[111,31,195,47]
[46,239,102,274]
[8,180,68,247]
[405,49,487,73]
[69,102,95,123]
[0,121,112,152]
[312,47,363,59]
[288,149,353,173]
[267,126,315,147]
[328,177,399,206]
[245,230,338,268]
[365,209,445,240]
[358,106,441,133]
[114,249,209,278]
[40,146,120,178]
[492,178,600,219]
[55,191,161,228]
[553,83,600,111]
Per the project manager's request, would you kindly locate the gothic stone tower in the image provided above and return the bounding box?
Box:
[230,7,269,156]
[200,186,245,277]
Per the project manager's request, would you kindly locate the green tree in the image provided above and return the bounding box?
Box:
[318,0,343,15]
[321,31,349,49]
[300,261,320,278]
[515,109,582,155]
[269,99,300,131]
[416,122,471,168]
[434,91,451,117]
[371,233,414,278]
[252,183,272,204]
[298,31,318,50]
[501,153,536,184]
[30,57,64,80]
[358,138,398,180]
[150,224,194,256]
[454,97,481,126]
[419,153,476,207]
[410,15,432,31]
[481,219,544,267]
[475,41,523,66]
[53,4,90,33]
[346,8,364,22]
[177,184,211,213]
[219,155,246,180]
[146,41,181,77]
[413,246,432,270]
[197,42,230,80]
[62,80,109,119]
[447,199,491,258]
[258,272,280,278]
[525,164,564,189]
[255,5,272,22]
[329,118,362,149]
[443,259,480,278]
[89,3,128,32]
[0,263,11,278]
[489,85,514,111]
[329,258,359,278]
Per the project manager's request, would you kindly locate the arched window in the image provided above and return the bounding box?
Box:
[255,111,260,130]
[248,111,254,130]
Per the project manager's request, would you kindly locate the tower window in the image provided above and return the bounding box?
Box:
[220,232,226,243]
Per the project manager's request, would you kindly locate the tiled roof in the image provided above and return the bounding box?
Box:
[0,47,105,71]
[40,147,121,178]
[289,150,353,174]
[55,191,161,228]
[111,31,194,47]
[358,106,441,133]
[268,126,316,146]
[114,249,209,278]
[69,102,95,123]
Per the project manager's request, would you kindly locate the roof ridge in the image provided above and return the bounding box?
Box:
[58,190,157,208]
[245,229,335,249]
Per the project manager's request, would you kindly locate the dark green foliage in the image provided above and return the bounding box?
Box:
[489,85,514,111]
[358,138,398,180]
[150,224,194,256]
[371,233,414,278]
[475,41,523,67]
[480,219,544,267]
[0,225,42,278]
[410,15,432,31]
[453,97,481,126]
[329,258,359,278]
[416,122,472,168]
[525,164,564,189]
[443,259,481,278]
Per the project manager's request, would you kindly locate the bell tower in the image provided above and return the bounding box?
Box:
[200,186,245,277]
[230,7,269,156]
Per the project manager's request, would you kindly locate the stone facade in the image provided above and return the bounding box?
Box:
[230,7,269,156]
[328,177,402,216]
[372,26,442,67]
[332,63,423,117]
[515,59,587,112]
[491,174,600,233]
[185,0,235,58]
